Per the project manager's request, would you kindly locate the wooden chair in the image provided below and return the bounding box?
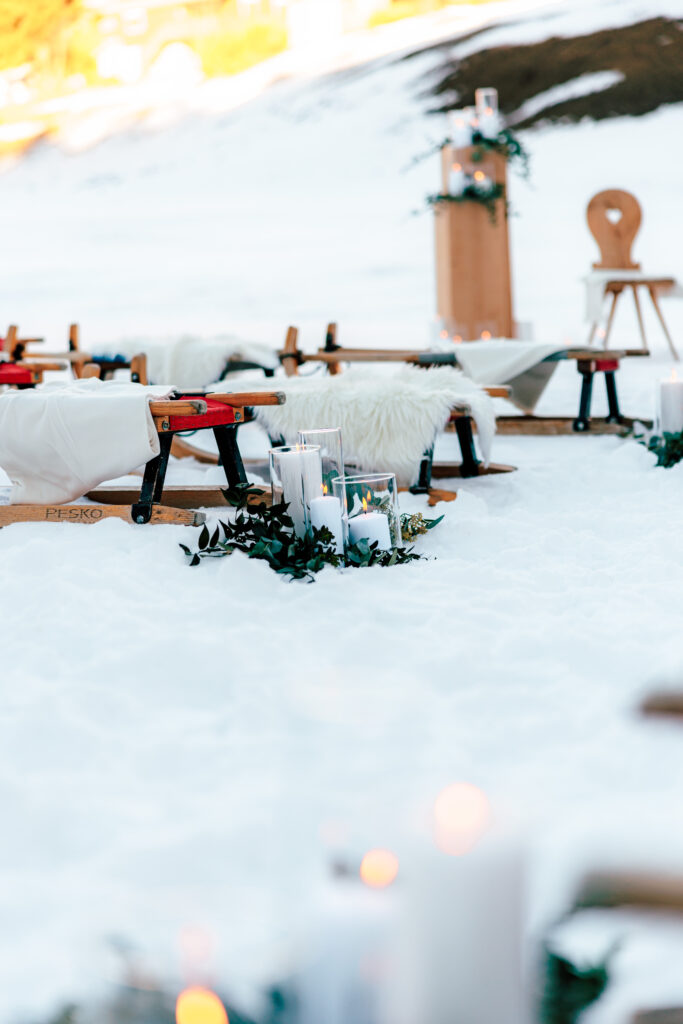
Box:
[586,189,678,359]
[0,388,285,527]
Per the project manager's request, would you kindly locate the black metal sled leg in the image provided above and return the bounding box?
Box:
[131,452,162,524]
[573,368,594,432]
[604,371,622,424]
[410,444,434,494]
[455,416,481,477]
[152,431,173,502]
[214,425,248,489]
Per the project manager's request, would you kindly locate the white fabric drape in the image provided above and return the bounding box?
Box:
[0,379,173,504]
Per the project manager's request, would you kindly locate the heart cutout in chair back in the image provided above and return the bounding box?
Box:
[606,208,623,224]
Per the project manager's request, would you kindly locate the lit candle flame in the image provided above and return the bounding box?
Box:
[452,162,462,172]
[322,483,328,495]
[176,988,229,1024]
[484,106,493,116]
[360,848,399,889]
[670,368,678,382]
[481,330,492,340]
[453,335,462,343]
[362,496,368,513]
[473,170,485,181]
[439,329,448,339]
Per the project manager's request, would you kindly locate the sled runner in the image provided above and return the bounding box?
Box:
[0,389,285,527]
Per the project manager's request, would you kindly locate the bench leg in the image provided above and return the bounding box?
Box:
[214,425,248,489]
[604,371,622,424]
[410,444,434,494]
[573,369,594,432]
[454,416,480,477]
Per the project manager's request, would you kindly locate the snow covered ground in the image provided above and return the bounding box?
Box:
[2,1,683,1021]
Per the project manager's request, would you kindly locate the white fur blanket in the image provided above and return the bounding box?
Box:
[95,334,279,389]
[247,366,495,485]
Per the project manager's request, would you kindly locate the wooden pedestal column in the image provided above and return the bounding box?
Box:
[435,145,514,340]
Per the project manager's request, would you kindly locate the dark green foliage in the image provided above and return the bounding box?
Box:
[469,128,530,177]
[427,182,506,223]
[539,946,610,1024]
[408,126,528,175]
[180,484,433,581]
[642,430,683,468]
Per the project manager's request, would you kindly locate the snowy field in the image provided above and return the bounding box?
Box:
[3,0,683,1020]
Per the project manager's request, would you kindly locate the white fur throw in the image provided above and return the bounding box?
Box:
[250,366,495,486]
[95,334,279,389]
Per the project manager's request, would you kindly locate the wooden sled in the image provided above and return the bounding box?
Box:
[0,326,70,387]
[279,324,650,435]
[5,323,94,378]
[279,324,515,486]
[2,389,285,528]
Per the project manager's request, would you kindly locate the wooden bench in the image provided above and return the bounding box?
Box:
[0,389,285,528]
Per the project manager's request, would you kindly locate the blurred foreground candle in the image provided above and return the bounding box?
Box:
[387,784,528,1024]
[296,855,399,1024]
[309,486,344,553]
[659,370,683,433]
[448,162,465,196]
[348,499,392,551]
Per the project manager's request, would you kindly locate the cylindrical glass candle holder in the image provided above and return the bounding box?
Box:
[269,444,322,539]
[332,473,402,552]
[297,428,344,495]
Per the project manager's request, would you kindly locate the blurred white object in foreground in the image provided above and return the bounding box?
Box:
[386,784,529,1024]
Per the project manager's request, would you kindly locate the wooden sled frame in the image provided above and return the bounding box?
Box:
[0,389,285,528]
[5,323,95,379]
[279,323,651,436]
[0,325,71,387]
[278,325,515,484]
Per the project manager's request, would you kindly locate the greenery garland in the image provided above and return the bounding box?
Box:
[470,127,530,177]
[180,484,443,581]
[639,429,683,468]
[427,182,506,224]
[408,126,529,176]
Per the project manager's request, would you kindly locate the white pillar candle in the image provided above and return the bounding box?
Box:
[348,510,392,551]
[277,448,323,538]
[448,111,472,149]
[448,162,465,196]
[309,492,344,553]
[659,372,683,434]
